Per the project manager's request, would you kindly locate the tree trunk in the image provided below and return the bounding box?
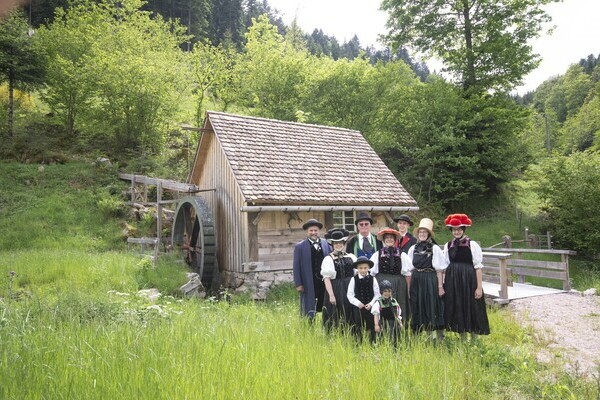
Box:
[8,71,14,137]
[461,1,476,91]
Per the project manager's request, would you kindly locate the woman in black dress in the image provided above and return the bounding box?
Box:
[321,228,357,331]
[442,214,490,339]
[407,218,446,339]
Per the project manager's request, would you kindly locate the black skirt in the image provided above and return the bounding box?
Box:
[443,262,490,335]
[410,270,444,331]
[322,276,354,331]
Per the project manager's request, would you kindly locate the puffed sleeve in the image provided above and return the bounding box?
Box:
[432,245,448,271]
[406,245,416,271]
[369,251,379,276]
[442,242,450,266]
[320,255,336,280]
[400,252,413,276]
[470,240,484,269]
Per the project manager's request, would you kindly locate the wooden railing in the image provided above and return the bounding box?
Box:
[482,248,576,293]
[481,252,513,300]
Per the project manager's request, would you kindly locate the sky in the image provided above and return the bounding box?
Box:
[268,0,600,94]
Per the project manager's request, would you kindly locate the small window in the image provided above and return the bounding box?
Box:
[333,211,355,232]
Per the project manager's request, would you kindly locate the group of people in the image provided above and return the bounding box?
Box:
[292,212,490,344]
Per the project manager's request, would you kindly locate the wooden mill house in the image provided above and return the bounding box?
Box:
[189,111,418,291]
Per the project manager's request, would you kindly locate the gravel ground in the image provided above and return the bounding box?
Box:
[509,292,600,376]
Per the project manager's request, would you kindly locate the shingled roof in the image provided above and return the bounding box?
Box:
[203,111,416,206]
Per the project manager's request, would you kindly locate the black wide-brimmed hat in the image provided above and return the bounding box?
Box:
[352,256,374,269]
[325,228,350,243]
[393,214,414,226]
[354,212,373,226]
[302,218,323,230]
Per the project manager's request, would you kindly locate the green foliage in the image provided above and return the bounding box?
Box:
[527,151,600,257]
[37,0,189,155]
[0,10,47,136]
[381,0,557,92]
[135,254,189,296]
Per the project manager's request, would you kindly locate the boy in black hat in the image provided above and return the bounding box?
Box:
[346,212,382,258]
[293,219,331,320]
[347,256,380,343]
[393,214,417,253]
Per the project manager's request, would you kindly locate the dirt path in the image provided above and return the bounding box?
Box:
[509,292,600,376]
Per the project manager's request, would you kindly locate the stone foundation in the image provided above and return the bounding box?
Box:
[223,270,294,300]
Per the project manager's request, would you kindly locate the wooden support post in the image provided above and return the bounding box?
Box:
[498,257,509,300]
[562,253,571,291]
[131,175,136,203]
[247,212,259,261]
[547,232,552,250]
[156,182,162,248]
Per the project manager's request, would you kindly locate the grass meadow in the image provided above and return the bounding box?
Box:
[1,161,599,399]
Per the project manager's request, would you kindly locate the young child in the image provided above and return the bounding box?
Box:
[372,280,403,346]
[347,256,380,343]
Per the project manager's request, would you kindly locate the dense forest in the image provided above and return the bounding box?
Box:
[1,0,599,257]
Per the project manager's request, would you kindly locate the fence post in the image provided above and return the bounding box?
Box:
[524,227,529,247]
[498,257,508,300]
[562,253,571,291]
[547,232,552,250]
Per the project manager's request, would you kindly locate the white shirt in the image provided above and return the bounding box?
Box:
[320,253,357,280]
[369,249,413,276]
[442,240,484,269]
[347,274,380,308]
[406,243,448,271]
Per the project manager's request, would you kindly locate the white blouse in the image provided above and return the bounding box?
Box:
[320,253,357,280]
[407,243,448,271]
[442,240,484,269]
[369,249,413,276]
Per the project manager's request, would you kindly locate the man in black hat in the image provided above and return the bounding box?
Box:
[346,212,382,258]
[293,218,331,319]
[393,214,417,253]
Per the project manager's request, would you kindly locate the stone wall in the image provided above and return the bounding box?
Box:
[224,270,294,300]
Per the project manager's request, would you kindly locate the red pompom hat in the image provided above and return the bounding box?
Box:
[444,213,473,228]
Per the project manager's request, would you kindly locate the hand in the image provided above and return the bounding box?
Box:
[438,286,445,297]
[474,287,483,299]
[358,303,365,309]
[375,324,381,333]
[329,294,336,305]
[296,285,304,293]
[365,303,372,311]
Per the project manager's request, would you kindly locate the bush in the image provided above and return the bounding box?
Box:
[532,150,600,257]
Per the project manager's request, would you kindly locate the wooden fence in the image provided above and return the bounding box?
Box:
[481,248,576,301]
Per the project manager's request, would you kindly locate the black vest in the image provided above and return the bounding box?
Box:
[310,240,325,279]
[378,297,399,321]
[332,254,355,279]
[354,275,374,304]
[378,247,403,275]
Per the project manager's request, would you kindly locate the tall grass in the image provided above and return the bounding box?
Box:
[2,292,597,399]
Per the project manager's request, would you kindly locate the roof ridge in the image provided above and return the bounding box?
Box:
[206,110,362,134]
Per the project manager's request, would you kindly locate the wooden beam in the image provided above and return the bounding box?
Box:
[119,173,199,192]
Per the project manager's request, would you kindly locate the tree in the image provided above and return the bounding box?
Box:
[38,0,189,153]
[0,10,46,137]
[530,151,600,257]
[381,0,557,92]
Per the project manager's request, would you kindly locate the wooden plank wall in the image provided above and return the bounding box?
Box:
[191,131,247,274]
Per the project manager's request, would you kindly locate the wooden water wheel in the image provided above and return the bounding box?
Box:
[172,196,218,290]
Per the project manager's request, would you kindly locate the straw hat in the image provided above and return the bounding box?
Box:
[376,228,401,241]
[413,218,435,238]
[444,214,472,228]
